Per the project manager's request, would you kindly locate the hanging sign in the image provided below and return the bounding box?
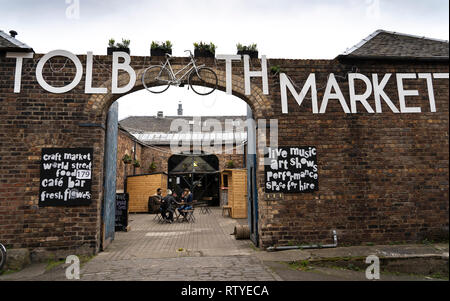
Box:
[39,148,93,206]
[265,146,318,193]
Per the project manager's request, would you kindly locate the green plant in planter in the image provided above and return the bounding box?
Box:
[149,161,157,172]
[236,43,258,58]
[108,38,130,54]
[116,38,130,48]
[151,40,173,51]
[151,40,173,56]
[108,38,116,48]
[193,41,217,57]
[122,154,132,164]
[133,159,141,168]
[226,160,235,169]
[236,43,258,52]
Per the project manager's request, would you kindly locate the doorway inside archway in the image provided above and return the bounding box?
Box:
[168,154,220,206]
[101,84,260,253]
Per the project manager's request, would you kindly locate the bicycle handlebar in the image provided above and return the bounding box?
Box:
[184,50,193,57]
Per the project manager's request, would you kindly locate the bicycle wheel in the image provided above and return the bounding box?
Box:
[0,243,6,270]
[142,65,171,93]
[188,67,218,96]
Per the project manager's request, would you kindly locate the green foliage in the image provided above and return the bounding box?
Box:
[236,43,258,51]
[46,258,65,271]
[116,38,130,48]
[270,65,281,74]
[288,260,310,271]
[193,41,217,53]
[149,161,157,171]
[108,38,115,47]
[122,154,132,164]
[108,38,131,49]
[151,40,173,51]
[226,160,235,168]
[133,160,141,168]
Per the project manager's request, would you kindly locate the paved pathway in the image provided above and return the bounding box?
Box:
[79,208,280,281]
[3,208,446,281]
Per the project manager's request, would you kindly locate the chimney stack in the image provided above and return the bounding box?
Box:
[177,101,183,116]
[9,30,18,38]
[157,111,163,118]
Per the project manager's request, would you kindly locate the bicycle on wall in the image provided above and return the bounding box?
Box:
[0,243,6,270]
[141,50,218,95]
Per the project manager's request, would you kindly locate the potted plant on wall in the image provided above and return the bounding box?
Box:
[107,38,116,55]
[236,43,258,59]
[193,41,216,58]
[149,161,157,172]
[133,159,141,168]
[122,154,132,164]
[151,41,173,56]
[107,38,131,55]
[226,160,235,169]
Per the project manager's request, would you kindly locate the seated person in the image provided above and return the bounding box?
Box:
[148,188,162,213]
[161,189,177,223]
[178,188,193,217]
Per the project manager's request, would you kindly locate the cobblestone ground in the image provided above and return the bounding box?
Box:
[79,208,280,281]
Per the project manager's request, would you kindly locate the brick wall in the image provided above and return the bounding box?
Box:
[258,59,449,247]
[0,53,448,259]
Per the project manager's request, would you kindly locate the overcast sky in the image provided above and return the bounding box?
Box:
[2,0,448,119]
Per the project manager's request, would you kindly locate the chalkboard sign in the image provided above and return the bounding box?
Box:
[115,193,129,231]
[39,148,93,206]
[264,146,318,193]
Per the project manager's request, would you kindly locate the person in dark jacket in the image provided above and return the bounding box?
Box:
[161,189,177,223]
[148,188,162,213]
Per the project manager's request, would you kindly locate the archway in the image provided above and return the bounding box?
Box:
[90,63,272,250]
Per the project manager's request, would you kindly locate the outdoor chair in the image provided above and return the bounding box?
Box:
[178,209,195,223]
[194,200,211,214]
[154,210,165,223]
[222,205,232,217]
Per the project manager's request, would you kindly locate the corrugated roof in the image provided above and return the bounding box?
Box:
[119,115,248,146]
[337,29,448,61]
[119,115,248,133]
[132,132,248,145]
[0,30,34,53]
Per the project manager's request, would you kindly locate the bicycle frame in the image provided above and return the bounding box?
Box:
[159,55,205,85]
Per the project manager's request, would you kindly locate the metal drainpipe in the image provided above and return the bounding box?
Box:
[266,230,338,252]
[133,141,137,175]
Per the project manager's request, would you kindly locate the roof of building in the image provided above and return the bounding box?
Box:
[119,115,248,145]
[120,115,247,133]
[0,30,34,53]
[337,29,449,61]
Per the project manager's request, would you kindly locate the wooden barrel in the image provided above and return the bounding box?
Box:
[233,224,250,240]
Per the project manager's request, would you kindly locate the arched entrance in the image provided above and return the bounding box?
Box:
[89,62,272,249]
